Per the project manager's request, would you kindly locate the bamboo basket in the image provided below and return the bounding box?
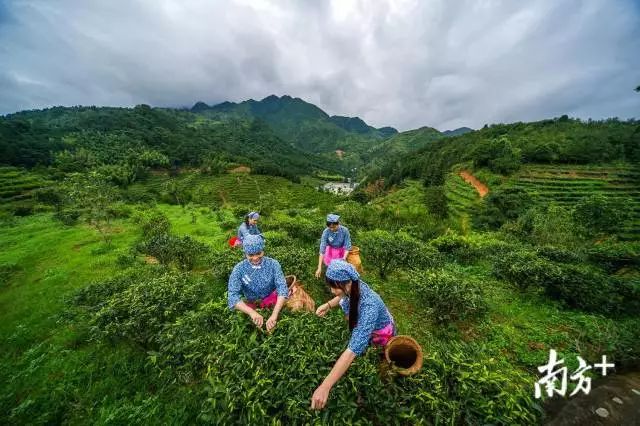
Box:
[384,335,423,376]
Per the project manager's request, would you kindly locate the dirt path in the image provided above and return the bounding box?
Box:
[459,170,489,197]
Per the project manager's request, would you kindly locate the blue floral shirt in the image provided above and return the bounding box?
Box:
[319,225,352,255]
[227,257,288,309]
[237,222,262,242]
[339,281,393,356]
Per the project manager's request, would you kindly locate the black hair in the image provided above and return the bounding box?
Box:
[325,277,360,330]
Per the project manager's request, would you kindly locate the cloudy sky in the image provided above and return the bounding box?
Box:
[1,0,639,131]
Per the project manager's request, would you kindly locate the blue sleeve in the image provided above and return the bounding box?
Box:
[227,265,243,309]
[347,303,377,356]
[272,260,289,299]
[343,227,352,250]
[319,228,328,255]
[237,223,246,240]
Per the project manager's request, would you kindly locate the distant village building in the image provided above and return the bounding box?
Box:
[322,181,357,195]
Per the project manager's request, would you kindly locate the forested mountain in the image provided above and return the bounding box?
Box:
[442,127,473,137]
[0,104,343,181]
[190,95,397,154]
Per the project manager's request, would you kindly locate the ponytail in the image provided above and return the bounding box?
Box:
[348,280,360,331]
[324,277,360,330]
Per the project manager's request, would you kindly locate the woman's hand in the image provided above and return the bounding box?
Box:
[315,267,322,279]
[250,311,264,328]
[266,314,278,332]
[315,303,330,317]
[310,384,330,410]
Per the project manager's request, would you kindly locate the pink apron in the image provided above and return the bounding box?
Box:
[371,322,395,346]
[245,290,278,309]
[323,246,346,266]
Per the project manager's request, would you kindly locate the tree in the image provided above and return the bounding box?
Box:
[62,172,119,245]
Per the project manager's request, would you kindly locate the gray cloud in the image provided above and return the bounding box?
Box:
[1,0,639,131]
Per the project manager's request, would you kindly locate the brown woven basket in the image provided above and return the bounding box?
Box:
[384,335,423,376]
[285,275,297,289]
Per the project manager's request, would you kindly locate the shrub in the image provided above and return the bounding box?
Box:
[492,249,563,291]
[585,241,640,273]
[429,231,478,263]
[493,250,640,315]
[411,268,487,323]
[0,262,21,287]
[269,243,316,283]
[133,209,171,238]
[88,272,208,347]
[359,230,441,278]
[137,234,209,270]
[573,194,632,237]
[208,248,241,281]
[473,188,531,230]
[536,245,583,264]
[53,208,81,225]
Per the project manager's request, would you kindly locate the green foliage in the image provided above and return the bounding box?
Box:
[472,136,522,174]
[137,233,209,271]
[493,249,640,315]
[133,209,172,238]
[208,248,241,281]
[0,262,21,287]
[507,203,579,246]
[585,241,640,273]
[493,249,561,292]
[473,188,532,230]
[86,271,209,348]
[424,185,448,219]
[269,243,316,283]
[359,230,441,278]
[372,117,640,189]
[573,194,633,237]
[411,268,488,323]
[61,172,120,244]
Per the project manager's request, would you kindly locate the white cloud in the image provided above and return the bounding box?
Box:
[1,0,639,130]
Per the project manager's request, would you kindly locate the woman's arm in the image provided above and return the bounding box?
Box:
[315,295,342,316]
[234,300,263,328]
[310,349,357,410]
[266,296,287,331]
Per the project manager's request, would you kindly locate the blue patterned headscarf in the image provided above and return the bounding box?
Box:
[326,260,359,282]
[243,234,265,254]
[326,213,340,223]
[247,211,260,220]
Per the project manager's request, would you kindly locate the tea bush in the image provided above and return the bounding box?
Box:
[493,250,640,315]
[585,241,640,273]
[132,209,171,238]
[269,243,316,283]
[359,230,441,278]
[411,268,488,323]
[492,249,562,292]
[208,248,241,281]
[88,272,209,347]
[137,233,209,270]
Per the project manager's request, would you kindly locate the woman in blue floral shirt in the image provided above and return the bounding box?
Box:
[315,214,352,278]
[227,234,288,332]
[311,260,395,410]
[235,211,262,246]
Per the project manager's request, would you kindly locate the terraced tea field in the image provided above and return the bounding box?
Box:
[507,164,640,240]
[444,172,481,220]
[125,172,337,211]
[0,166,52,204]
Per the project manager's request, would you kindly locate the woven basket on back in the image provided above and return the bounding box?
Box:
[285,275,315,312]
